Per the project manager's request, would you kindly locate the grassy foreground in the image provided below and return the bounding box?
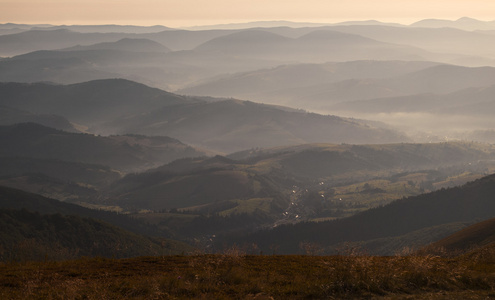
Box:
[1,250,495,299]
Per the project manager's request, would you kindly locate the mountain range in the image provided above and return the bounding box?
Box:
[2,19,495,260]
[410,17,495,31]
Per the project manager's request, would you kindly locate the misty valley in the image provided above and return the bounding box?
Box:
[2,19,495,298]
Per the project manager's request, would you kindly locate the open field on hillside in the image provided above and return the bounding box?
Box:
[1,249,495,299]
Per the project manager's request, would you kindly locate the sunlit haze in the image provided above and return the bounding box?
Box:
[1,0,494,27]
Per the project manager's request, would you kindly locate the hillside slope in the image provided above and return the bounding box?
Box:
[0,123,205,172]
[225,173,495,254]
[0,209,192,261]
[0,185,168,238]
[424,217,495,253]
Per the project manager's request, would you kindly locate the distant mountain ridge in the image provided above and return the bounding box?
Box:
[1,24,494,95]
[411,17,495,31]
[194,29,433,63]
[178,60,442,102]
[61,38,171,53]
[0,29,131,56]
[330,83,495,116]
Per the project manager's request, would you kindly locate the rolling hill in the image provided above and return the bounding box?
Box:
[180,63,495,116]
[103,155,287,212]
[330,83,495,115]
[0,27,455,91]
[0,157,121,201]
[103,141,495,212]
[328,25,495,62]
[0,29,130,57]
[411,17,495,31]
[292,64,495,112]
[91,141,495,244]
[178,60,440,101]
[1,25,494,94]
[0,105,77,132]
[0,186,170,238]
[0,123,206,172]
[0,79,410,152]
[0,48,198,89]
[194,29,433,63]
[102,98,409,152]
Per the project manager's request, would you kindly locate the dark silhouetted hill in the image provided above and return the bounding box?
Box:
[0,209,175,261]
[0,185,176,240]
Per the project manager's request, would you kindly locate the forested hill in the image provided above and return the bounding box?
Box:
[0,186,194,260]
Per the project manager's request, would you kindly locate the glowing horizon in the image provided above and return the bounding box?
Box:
[1,0,494,28]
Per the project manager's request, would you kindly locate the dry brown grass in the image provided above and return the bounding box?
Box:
[1,248,495,299]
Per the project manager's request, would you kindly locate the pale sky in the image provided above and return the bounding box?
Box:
[1,0,494,27]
